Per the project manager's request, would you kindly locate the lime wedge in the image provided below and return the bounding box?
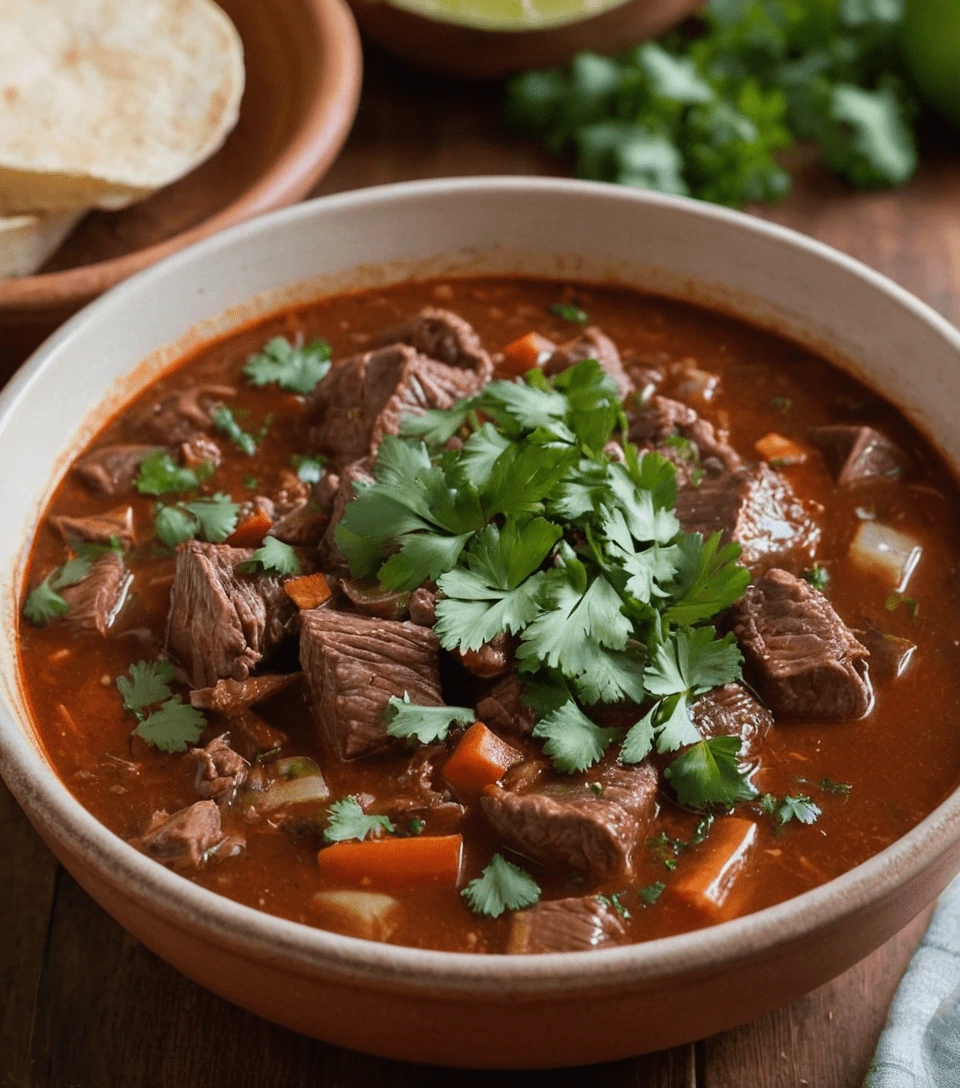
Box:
[384,0,633,33]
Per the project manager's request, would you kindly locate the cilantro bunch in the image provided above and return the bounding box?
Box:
[507,0,918,208]
[335,359,754,806]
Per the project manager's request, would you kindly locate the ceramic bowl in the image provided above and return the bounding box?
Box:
[0,0,363,351]
[2,178,960,1069]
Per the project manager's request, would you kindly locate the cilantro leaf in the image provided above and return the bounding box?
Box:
[291,454,326,484]
[238,536,302,577]
[323,796,395,844]
[136,451,207,496]
[243,336,332,394]
[211,405,257,456]
[383,693,475,745]
[663,533,750,625]
[132,696,206,753]
[22,578,70,626]
[820,778,852,796]
[532,700,622,773]
[639,881,666,906]
[23,546,119,627]
[621,704,658,764]
[400,400,478,446]
[154,504,199,547]
[117,659,175,715]
[801,563,830,591]
[665,736,757,808]
[644,627,742,698]
[461,854,542,918]
[818,83,916,190]
[763,793,822,829]
[154,494,240,547]
[654,694,702,753]
[549,301,589,325]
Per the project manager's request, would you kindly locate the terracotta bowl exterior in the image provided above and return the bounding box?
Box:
[348,0,700,79]
[2,178,960,1068]
[0,0,363,349]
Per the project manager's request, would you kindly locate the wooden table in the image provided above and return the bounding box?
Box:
[3,44,960,1088]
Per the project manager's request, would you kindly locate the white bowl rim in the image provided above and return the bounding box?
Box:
[3,175,960,997]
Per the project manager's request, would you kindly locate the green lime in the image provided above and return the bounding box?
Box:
[902,0,960,129]
[384,0,632,32]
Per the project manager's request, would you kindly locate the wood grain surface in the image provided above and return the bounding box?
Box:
[2,44,959,1088]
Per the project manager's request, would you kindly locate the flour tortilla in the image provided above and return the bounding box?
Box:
[0,210,85,277]
[0,0,244,214]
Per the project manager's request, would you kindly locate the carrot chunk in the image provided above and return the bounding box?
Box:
[443,721,523,803]
[501,332,556,376]
[227,509,273,547]
[672,817,757,918]
[754,432,807,466]
[317,835,463,888]
[284,572,333,610]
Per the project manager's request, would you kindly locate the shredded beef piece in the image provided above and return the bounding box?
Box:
[186,735,248,802]
[167,541,295,689]
[51,506,134,548]
[189,674,299,715]
[135,383,236,445]
[690,683,772,763]
[300,609,444,759]
[629,394,742,472]
[128,800,223,871]
[60,553,131,635]
[229,710,289,762]
[408,586,438,626]
[73,444,163,497]
[178,433,222,470]
[340,579,410,621]
[475,673,537,737]
[810,424,910,486]
[373,306,494,382]
[319,459,374,569]
[382,745,465,832]
[543,327,634,400]
[676,462,821,569]
[508,895,628,954]
[730,568,872,719]
[481,759,658,884]
[268,502,328,546]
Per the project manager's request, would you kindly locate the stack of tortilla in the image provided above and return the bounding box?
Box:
[0,0,245,278]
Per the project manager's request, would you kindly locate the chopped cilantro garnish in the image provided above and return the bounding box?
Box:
[663,434,699,463]
[548,301,589,325]
[770,396,792,414]
[820,778,852,796]
[323,796,395,844]
[461,854,541,918]
[638,881,665,906]
[237,536,302,577]
[532,700,622,774]
[291,454,326,484]
[761,793,822,829]
[802,563,831,591]
[117,659,205,753]
[243,335,332,395]
[136,451,212,496]
[23,542,122,627]
[885,592,919,616]
[407,817,426,836]
[243,475,258,490]
[665,737,758,809]
[211,404,257,456]
[383,693,475,745]
[154,493,240,547]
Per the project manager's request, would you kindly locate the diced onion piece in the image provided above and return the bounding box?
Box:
[258,773,330,812]
[849,521,922,590]
[754,432,807,466]
[312,890,400,940]
[676,365,720,402]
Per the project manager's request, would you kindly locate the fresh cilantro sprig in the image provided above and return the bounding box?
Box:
[211,405,257,456]
[549,301,589,325]
[344,360,752,805]
[154,493,240,546]
[761,792,822,830]
[117,659,205,753]
[323,796,395,844]
[461,854,542,918]
[236,537,301,577]
[291,454,326,483]
[243,336,332,395]
[383,693,475,745]
[23,542,122,627]
[136,451,213,496]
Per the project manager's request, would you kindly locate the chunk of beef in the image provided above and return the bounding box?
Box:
[730,568,872,719]
[189,673,299,715]
[135,383,235,445]
[178,433,222,470]
[456,633,511,678]
[229,710,289,762]
[481,759,658,884]
[51,505,134,548]
[319,459,374,569]
[300,609,444,759]
[73,444,163,496]
[60,553,131,635]
[374,306,494,382]
[268,502,328,546]
[507,895,628,954]
[810,424,909,486]
[676,462,821,568]
[380,745,465,832]
[690,683,772,763]
[167,541,295,689]
[314,471,340,511]
[475,673,537,737]
[305,344,480,467]
[128,800,222,871]
[543,327,634,400]
[340,579,410,621]
[408,585,437,626]
[185,735,248,802]
[272,468,312,516]
[852,619,916,682]
[630,395,742,472]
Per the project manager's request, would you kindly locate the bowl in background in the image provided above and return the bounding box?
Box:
[1,178,960,1068]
